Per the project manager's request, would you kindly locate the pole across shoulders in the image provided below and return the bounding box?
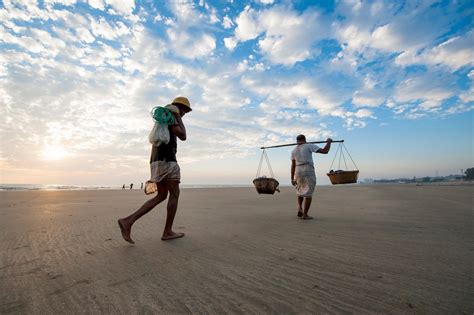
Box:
[260,140,344,150]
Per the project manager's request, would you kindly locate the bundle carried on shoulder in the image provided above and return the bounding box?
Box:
[148,104,180,146]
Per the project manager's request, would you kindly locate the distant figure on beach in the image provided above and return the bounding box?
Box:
[129,183,133,190]
[140,182,143,190]
[118,96,191,244]
[122,184,125,190]
[291,135,332,219]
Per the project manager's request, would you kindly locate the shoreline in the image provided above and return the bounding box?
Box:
[1,181,472,192]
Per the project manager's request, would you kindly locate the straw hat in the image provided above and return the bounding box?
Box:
[171,96,192,112]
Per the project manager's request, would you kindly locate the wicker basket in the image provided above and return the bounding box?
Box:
[327,170,359,185]
[253,177,280,194]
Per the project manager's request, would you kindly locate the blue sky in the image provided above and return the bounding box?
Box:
[0,0,473,186]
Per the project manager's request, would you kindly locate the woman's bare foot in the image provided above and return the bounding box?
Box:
[297,210,303,217]
[301,215,313,220]
[161,231,185,241]
[118,219,135,244]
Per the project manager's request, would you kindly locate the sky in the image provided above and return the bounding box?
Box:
[0,0,473,186]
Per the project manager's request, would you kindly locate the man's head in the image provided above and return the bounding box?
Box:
[296,134,306,144]
[171,96,192,116]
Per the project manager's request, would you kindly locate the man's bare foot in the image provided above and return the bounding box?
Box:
[161,231,185,241]
[301,215,313,220]
[297,210,303,217]
[118,219,135,244]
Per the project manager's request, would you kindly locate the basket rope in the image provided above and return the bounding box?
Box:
[329,144,341,171]
[256,149,275,178]
[329,143,358,171]
[343,143,359,170]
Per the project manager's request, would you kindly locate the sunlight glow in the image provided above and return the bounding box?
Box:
[41,146,69,161]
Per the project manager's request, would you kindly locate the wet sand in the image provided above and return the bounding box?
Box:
[0,185,472,314]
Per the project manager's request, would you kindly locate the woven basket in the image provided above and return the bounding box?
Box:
[253,177,280,194]
[327,170,359,185]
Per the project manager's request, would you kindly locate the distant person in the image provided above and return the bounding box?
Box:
[118,96,191,244]
[122,184,125,190]
[290,135,332,219]
[140,182,143,190]
[129,183,133,190]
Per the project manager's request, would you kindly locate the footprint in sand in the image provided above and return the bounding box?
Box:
[49,279,91,295]
[108,278,132,287]
[47,272,64,280]
[12,245,30,250]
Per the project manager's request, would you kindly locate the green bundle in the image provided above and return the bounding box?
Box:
[150,106,175,125]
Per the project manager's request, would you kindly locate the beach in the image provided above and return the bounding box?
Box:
[0,185,472,314]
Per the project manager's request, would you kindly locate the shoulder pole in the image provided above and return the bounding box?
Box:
[260,140,344,150]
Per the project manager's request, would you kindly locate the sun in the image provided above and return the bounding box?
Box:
[41,145,69,161]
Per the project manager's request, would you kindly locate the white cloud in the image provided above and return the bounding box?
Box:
[388,71,471,118]
[87,0,105,10]
[468,70,474,80]
[258,7,320,65]
[459,86,474,103]
[0,26,46,53]
[105,0,135,16]
[224,36,237,51]
[90,17,130,40]
[419,100,441,110]
[164,1,219,59]
[241,75,348,117]
[237,60,249,72]
[168,0,202,26]
[369,3,451,54]
[234,5,261,41]
[352,92,384,108]
[363,76,376,90]
[396,32,474,71]
[354,109,374,118]
[395,75,453,103]
[394,50,417,66]
[49,27,70,43]
[233,5,328,66]
[55,10,90,29]
[75,27,96,43]
[163,17,174,25]
[44,0,77,6]
[335,24,371,51]
[30,28,66,56]
[339,107,378,129]
[371,24,407,52]
[426,34,474,70]
[257,0,274,4]
[222,15,233,29]
[444,103,473,115]
[236,59,266,72]
[167,29,215,59]
[332,1,465,74]
[2,19,26,33]
[154,13,163,22]
[208,8,219,24]
[0,5,32,21]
